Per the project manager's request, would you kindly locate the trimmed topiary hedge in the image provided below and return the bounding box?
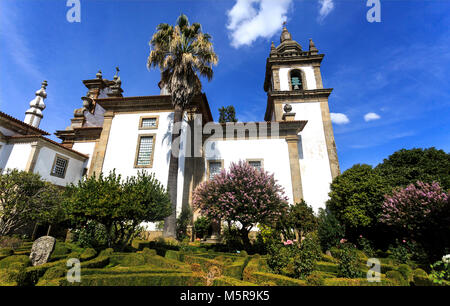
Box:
[245,271,307,286]
[37,273,207,286]
[324,277,398,286]
[213,276,256,286]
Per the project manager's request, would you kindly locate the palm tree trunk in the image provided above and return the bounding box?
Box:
[163,104,183,238]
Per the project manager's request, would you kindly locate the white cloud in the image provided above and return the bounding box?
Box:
[318,0,334,22]
[364,112,381,122]
[330,113,350,125]
[226,0,292,48]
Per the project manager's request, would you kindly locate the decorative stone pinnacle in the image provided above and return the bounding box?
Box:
[25,80,48,127]
[96,70,102,79]
[309,38,318,54]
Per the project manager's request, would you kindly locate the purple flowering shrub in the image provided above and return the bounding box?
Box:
[380,181,448,234]
[193,160,289,248]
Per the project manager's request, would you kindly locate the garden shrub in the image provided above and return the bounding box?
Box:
[336,243,361,278]
[306,271,325,286]
[131,239,151,251]
[99,248,114,257]
[0,255,31,269]
[0,248,13,257]
[223,257,250,279]
[397,264,413,282]
[245,271,307,286]
[386,270,407,286]
[194,217,210,240]
[315,262,338,274]
[80,248,97,261]
[0,262,27,286]
[23,259,67,286]
[42,266,66,280]
[0,236,23,250]
[266,243,294,274]
[324,278,397,286]
[293,232,322,279]
[213,276,256,286]
[142,248,157,256]
[165,250,182,261]
[317,209,345,252]
[321,254,338,263]
[80,256,110,269]
[38,273,207,286]
[183,255,224,274]
[52,242,71,256]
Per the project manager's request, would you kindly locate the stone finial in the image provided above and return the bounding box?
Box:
[96,70,102,79]
[309,38,318,54]
[280,24,292,43]
[282,103,296,121]
[24,81,48,128]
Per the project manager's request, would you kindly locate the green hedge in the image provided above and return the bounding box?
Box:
[183,255,224,274]
[315,261,338,274]
[324,277,398,286]
[37,273,207,286]
[223,257,250,279]
[213,276,256,286]
[0,255,31,269]
[386,270,408,286]
[245,271,307,286]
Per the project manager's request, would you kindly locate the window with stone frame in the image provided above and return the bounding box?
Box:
[290,69,303,90]
[50,155,69,178]
[248,160,262,171]
[139,116,159,130]
[135,135,155,167]
[208,161,223,180]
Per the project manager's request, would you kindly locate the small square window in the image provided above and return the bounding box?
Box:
[139,116,159,130]
[51,155,69,178]
[208,161,223,180]
[247,159,263,171]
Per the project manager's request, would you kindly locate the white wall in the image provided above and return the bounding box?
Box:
[102,111,188,230]
[288,102,332,211]
[279,66,317,91]
[204,138,294,203]
[2,143,32,172]
[72,142,96,170]
[34,146,86,186]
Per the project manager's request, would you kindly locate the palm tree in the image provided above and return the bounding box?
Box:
[147,14,218,238]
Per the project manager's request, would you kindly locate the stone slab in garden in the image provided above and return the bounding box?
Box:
[29,236,56,266]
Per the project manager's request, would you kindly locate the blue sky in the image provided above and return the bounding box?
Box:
[1,0,449,171]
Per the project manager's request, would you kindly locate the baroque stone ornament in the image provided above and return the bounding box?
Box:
[284,103,292,113]
[29,236,56,266]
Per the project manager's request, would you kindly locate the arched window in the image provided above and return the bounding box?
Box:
[290,69,303,90]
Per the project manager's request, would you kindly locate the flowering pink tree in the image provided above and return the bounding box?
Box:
[380,181,448,236]
[193,161,289,248]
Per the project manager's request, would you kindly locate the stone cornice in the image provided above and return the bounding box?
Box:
[94,93,213,123]
[55,127,103,143]
[202,120,307,141]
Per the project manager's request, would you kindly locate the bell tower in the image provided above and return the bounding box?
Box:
[263,25,340,210]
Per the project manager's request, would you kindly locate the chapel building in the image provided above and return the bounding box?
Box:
[0,27,339,229]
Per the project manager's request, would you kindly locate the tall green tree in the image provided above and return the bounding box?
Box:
[64,171,171,249]
[218,105,238,123]
[147,14,218,238]
[375,147,450,190]
[326,164,388,242]
[0,169,61,237]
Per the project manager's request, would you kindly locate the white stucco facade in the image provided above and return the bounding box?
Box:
[204,138,294,203]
